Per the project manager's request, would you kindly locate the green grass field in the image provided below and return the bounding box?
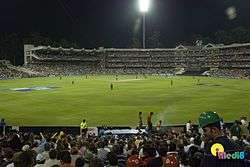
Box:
[0,75,250,126]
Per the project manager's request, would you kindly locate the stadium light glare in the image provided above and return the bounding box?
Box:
[139,0,150,13]
[138,0,150,49]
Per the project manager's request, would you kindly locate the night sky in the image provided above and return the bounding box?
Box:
[0,0,250,48]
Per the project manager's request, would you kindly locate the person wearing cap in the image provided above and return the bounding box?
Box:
[198,111,245,167]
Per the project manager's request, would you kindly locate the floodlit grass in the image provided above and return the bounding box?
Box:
[0,75,250,126]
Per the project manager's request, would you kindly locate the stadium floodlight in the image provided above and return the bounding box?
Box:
[138,0,150,49]
[139,0,150,13]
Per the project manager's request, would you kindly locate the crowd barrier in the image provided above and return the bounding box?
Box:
[1,122,248,136]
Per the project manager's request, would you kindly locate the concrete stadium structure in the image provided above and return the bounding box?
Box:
[23,43,250,78]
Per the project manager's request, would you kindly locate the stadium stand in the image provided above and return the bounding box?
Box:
[21,43,250,79]
[0,60,40,80]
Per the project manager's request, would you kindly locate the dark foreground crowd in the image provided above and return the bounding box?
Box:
[0,112,250,167]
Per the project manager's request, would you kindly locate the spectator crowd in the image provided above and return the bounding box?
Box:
[0,112,250,167]
[0,66,30,80]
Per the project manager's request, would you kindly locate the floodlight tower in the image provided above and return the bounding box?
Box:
[139,0,150,49]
